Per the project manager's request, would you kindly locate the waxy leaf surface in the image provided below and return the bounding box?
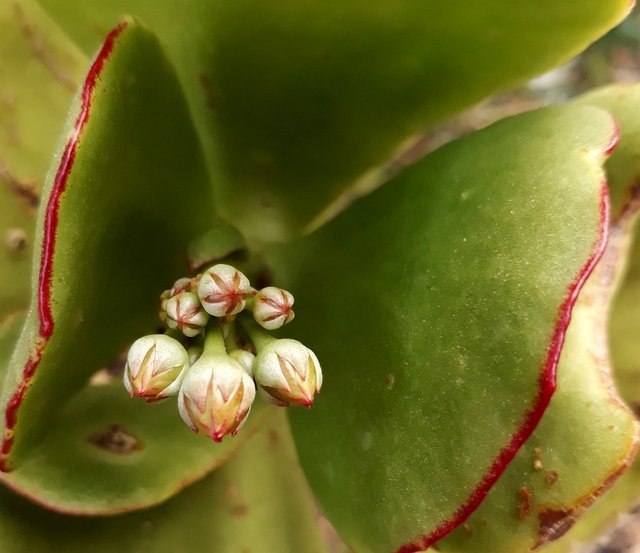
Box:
[0,0,85,320]
[522,85,640,553]
[39,0,630,239]
[270,105,616,553]
[0,409,327,553]
[0,384,266,514]
[433,84,640,553]
[436,200,639,553]
[0,22,216,475]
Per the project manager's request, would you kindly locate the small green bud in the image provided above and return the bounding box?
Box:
[197,263,252,318]
[254,339,322,407]
[166,291,209,337]
[229,349,256,378]
[178,353,256,441]
[124,334,190,402]
[252,286,295,330]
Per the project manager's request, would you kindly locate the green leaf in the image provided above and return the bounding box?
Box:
[0,383,266,514]
[38,0,630,239]
[429,84,640,553]
[0,21,216,476]
[269,105,616,553]
[0,0,86,320]
[507,84,640,553]
[581,85,640,413]
[0,313,26,367]
[435,206,639,553]
[0,409,328,553]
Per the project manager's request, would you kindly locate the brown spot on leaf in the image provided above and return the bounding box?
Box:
[462,523,473,537]
[89,424,142,454]
[268,429,280,448]
[545,470,559,487]
[535,508,577,548]
[384,373,395,390]
[517,486,532,520]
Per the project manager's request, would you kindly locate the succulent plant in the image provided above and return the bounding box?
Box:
[1,1,640,553]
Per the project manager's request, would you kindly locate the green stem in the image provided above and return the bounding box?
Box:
[163,328,183,341]
[239,316,276,351]
[202,322,227,356]
[223,320,239,351]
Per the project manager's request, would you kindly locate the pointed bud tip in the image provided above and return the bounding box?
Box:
[124,334,190,401]
[197,264,252,318]
[254,339,322,409]
[178,353,257,442]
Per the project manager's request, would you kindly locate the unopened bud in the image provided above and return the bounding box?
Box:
[171,277,193,295]
[252,287,295,330]
[159,289,171,324]
[197,264,252,318]
[178,353,256,441]
[166,291,209,337]
[124,334,189,401]
[254,339,322,407]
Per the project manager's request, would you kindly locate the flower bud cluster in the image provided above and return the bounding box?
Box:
[123,262,322,443]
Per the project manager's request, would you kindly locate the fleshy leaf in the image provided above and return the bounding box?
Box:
[436,183,640,552]
[268,105,616,553]
[510,84,640,553]
[0,384,265,514]
[39,0,630,239]
[0,0,86,320]
[0,21,215,472]
[0,409,327,553]
[0,313,26,368]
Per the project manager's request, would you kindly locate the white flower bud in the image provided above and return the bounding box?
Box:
[254,339,322,407]
[166,291,209,337]
[124,334,190,402]
[178,353,256,442]
[252,286,295,330]
[159,289,171,324]
[171,277,193,295]
[197,264,252,318]
[229,349,256,378]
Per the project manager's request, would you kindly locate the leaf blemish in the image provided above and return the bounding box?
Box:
[89,424,142,455]
[532,447,543,471]
[384,373,395,390]
[545,470,559,487]
[535,507,576,547]
[517,486,532,520]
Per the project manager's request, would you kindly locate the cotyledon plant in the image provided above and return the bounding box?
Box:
[2,1,640,552]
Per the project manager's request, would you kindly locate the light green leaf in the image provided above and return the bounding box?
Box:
[431,83,640,553]
[0,21,216,481]
[0,0,86,320]
[39,0,630,239]
[0,383,266,514]
[0,409,328,553]
[510,84,640,553]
